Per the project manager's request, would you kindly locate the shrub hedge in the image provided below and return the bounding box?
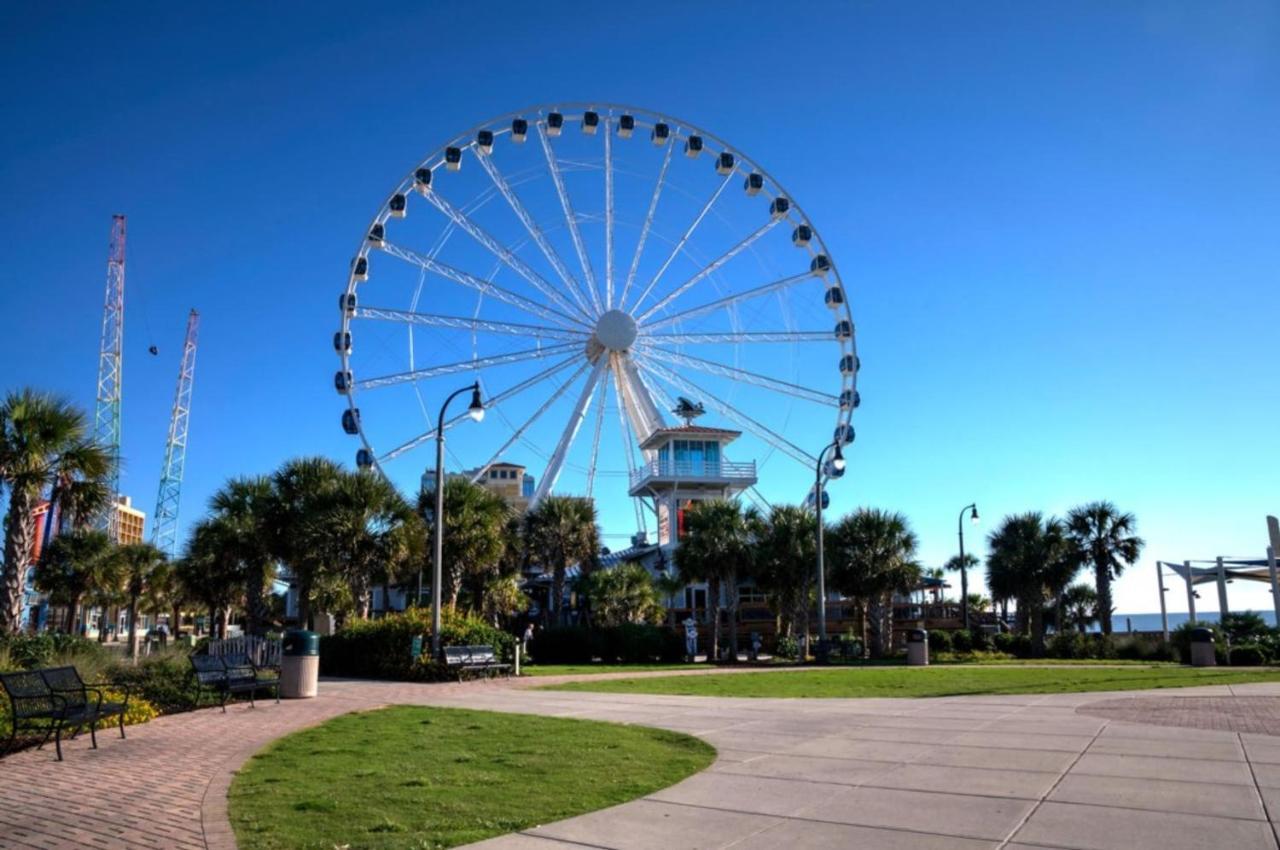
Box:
[319,608,516,681]
[528,624,684,665]
[1230,644,1268,666]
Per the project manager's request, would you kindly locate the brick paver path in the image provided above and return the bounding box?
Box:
[1079,695,1280,736]
[3,677,1280,849]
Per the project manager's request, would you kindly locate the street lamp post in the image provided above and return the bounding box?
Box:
[957,503,979,631]
[425,381,485,659]
[814,440,846,659]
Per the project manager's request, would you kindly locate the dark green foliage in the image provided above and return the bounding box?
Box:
[949,629,972,653]
[105,653,219,713]
[927,630,952,653]
[1220,611,1270,645]
[0,633,106,670]
[968,628,992,652]
[320,608,515,681]
[529,624,684,665]
[1230,644,1269,666]
[773,634,801,660]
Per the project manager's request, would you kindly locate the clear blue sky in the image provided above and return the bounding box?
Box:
[3,2,1277,615]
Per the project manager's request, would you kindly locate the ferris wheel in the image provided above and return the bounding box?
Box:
[334,103,859,531]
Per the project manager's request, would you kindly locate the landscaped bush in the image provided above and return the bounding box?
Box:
[773,634,801,661]
[927,630,952,653]
[320,608,516,681]
[0,633,108,672]
[1230,644,1269,667]
[1111,635,1178,662]
[1046,632,1092,659]
[528,624,683,665]
[105,650,215,713]
[968,628,992,652]
[948,629,972,653]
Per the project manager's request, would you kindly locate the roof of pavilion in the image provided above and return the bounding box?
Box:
[1160,559,1277,586]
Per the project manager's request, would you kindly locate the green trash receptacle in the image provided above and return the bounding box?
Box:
[282,630,320,698]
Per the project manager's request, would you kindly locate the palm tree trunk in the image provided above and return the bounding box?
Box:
[172,602,182,636]
[67,593,83,633]
[128,595,140,661]
[1030,601,1046,657]
[552,565,566,626]
[708,577,721,662]
[1,488,36,634]
[725,569,739,663]
[1096,561,1113,635]
[297,576,313,629]
[868,597,886,658]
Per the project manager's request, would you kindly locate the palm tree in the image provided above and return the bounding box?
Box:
[180,519,247,638]
[674,499,753,662]
[523,495,600,625]
[269,457,343,628]
[140,558,188,636]
[418,477,508,612]
[827,508,921,658]
[208,476,276,635]
[315,470,421,619]
[1066,502,1144,636]
[586,562,664,627]
[752,504,817,640]
[32,529,119,634]
[0,389,113,633]
[117,542,167,658]
[944,552,980,624]
[985,512,1078,654]
[1060,581,1099,633]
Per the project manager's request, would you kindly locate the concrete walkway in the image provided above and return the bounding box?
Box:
[3,677,1280,850]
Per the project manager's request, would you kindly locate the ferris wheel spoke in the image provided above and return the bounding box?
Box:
[529,357,609,508]
[471,150,595,319]
[618,139,676,312]
[536,122,603,315]
[641,271,816,332]
[422,190,587,320]
[381,241,588,330]
[355,342,581,391]
[612,352,666,441]
[629,172,735,315]
[468,360,593,486]
[645,330,831,344]
[356,306,589,343]
[635,357,817,467]
[378,355,580,463]
[585,367,609,498]
[604,118,615,310]
[637,345,838,405]
[635,218,782,324]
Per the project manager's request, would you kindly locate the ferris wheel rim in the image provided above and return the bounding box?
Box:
[336,102,858,504]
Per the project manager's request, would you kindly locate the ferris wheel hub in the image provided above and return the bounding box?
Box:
[594,309,638,352]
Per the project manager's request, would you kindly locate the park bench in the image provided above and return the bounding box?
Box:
[1,666,131,761]
[442,645,511,681]
[190,653,280,711]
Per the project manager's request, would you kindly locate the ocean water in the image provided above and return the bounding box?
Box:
[1104,611,1277,633]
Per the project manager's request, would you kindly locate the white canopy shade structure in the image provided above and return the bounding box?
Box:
[1157,550,1280,639]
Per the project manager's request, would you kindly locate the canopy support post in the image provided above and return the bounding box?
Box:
[1156,562,1169,642]
[1185,560,1197,623]
[1216,556,1230,621]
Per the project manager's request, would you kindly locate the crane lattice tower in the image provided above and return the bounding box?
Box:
[151,309,200,557]
[93,215,126,539]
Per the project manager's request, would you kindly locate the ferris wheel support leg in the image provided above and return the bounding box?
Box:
[529,358,609,509]
[613,353,665,443]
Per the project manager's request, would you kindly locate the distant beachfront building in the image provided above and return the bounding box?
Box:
[420,461,536,513]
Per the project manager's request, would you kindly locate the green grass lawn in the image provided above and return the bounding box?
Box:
[522,662,696,677]
[544,664,1280,699]
[228,705,714,850]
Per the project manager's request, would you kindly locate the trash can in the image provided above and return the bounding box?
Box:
[907,629,929,666]
[1190,627,1216,667]
[281,630,320,698]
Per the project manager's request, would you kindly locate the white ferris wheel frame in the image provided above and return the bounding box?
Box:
[336,102,859,516]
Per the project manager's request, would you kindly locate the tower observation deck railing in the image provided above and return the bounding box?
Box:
[629,459,756,489]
